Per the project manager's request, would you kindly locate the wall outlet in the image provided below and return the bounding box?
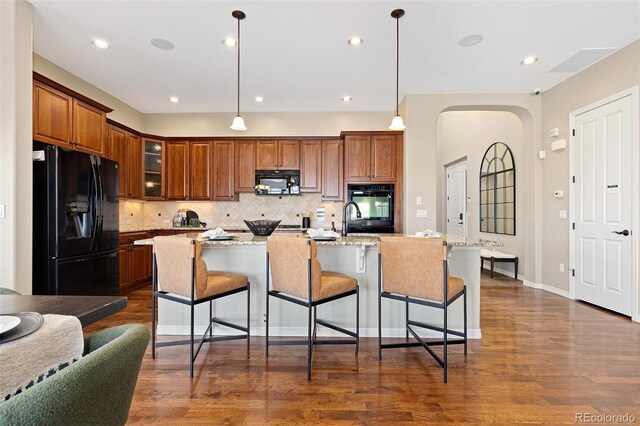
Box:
[559,263,565,272]
[125,219,132,225]
[416,196,423,206]
[163,219,170,225]
[559,210,567,219]
[416,209,428,218]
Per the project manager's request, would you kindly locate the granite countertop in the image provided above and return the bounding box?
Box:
[120,226,314,234]
[134,232,503,248]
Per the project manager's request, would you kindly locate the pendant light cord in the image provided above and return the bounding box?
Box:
[395,14,399,116]
[237,16,241,117]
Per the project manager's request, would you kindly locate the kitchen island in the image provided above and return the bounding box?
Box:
[135,233,501,339]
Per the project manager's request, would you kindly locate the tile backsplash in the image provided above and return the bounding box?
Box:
[120,194,343,231]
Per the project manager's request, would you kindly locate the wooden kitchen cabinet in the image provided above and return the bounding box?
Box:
[127,133,143,199]
[256,141,278,169]
[33,81,73,147]
[33,76,110,157]
[213,141,235,200]
[344,133,400,182]
[166,141,189,200]
[119,232,152,294]
[234,140,256,193]
[278,140,300,170]
[143,138,166,200]
[108,124,128,199]
[256,140,300,170]
[321,139,344,201]
[301,140,322,192]
[72,99,105,156]
[189,141,213,200]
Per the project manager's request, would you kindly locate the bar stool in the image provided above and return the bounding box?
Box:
[151,236,250,378]
[265,236,359,381]
[378,236,467,383]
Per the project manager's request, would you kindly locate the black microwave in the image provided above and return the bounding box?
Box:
[255,170,300,195]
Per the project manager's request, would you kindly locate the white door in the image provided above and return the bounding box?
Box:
[447,162,467,237]
[574,94,634,316]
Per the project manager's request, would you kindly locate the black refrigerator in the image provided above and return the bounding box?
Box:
[33,143,120,296]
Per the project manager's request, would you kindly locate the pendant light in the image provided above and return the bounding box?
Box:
[230,10,247,131]
[389,8,406,131]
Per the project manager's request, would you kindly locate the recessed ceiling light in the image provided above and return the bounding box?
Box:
[458,34,483,48]
[348,37,363,46]
[91,39,110,50]
[150,38,175,51]
[222,37,237,48]
[254,96,264,102]
[521,56,538,65]
[342,96,352,102]
[168,96,179,103]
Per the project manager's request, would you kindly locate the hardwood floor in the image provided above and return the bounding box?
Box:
[85,272,640,424]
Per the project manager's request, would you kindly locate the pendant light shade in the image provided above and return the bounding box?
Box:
[389,114,406,131]
[389,9,406,131]
[230,10,247,131]
[230,115,247,131]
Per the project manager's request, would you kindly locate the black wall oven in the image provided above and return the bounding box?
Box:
[347,184,394,233]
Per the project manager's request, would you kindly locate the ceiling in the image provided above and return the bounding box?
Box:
[30,1,640,113]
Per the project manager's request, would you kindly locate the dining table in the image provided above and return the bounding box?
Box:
[0,295,127,327]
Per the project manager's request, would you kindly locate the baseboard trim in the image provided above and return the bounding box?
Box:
[157,325,482,340]
[522,280,571,299]
[489,266,525,281]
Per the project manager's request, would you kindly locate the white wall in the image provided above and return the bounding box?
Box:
[0,0,33,293]
[402,94,542,283]
[540,41,640,295]
[437,111,525,275]
[33,54,144,130]
[143,111,393,137]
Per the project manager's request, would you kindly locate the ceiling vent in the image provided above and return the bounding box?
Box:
[548,48,617,73]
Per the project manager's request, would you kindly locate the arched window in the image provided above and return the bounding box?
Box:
[480,142,515,235]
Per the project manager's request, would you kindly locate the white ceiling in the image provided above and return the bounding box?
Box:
[30,1,640,113]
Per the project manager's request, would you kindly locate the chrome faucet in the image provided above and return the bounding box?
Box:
[341,201,362,237]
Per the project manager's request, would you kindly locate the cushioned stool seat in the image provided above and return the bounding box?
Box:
[201,271,249,299]
[317,272,357,301]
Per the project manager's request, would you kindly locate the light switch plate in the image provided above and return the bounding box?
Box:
[416,196,423,206]
[559,210,567,219]
[0,204,5,219]
[416,210,428,218]
[559,263,565,272]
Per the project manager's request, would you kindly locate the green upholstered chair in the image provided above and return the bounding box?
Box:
[0,324,149,426]
[0,287,21,295]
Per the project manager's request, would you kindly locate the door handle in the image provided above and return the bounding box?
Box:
[612,230,630,236]
[459,213,463,220]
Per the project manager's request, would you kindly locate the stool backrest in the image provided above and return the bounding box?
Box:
[266,236,322,301]
[379,236,449,302]
[153,236,208,299]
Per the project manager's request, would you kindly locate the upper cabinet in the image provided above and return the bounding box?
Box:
[300,140,322,193]
[143,138,165,200]
[234,140,256,193]
[127,134,143,200]
[166,141,190,200]
[166,140,213,201]
[213,141,236,201]
[344,132,401,183]
[108,124,128,199]
[33,74,111,157]
[256,140,300,170]
[33,81,73,146]
[321,139,344,201]
[189,141,213,200]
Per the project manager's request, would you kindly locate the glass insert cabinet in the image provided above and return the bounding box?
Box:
[479,142,515,235]
[143,138,165,200]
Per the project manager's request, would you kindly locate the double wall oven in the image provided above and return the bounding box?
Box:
[347,184,394,233]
